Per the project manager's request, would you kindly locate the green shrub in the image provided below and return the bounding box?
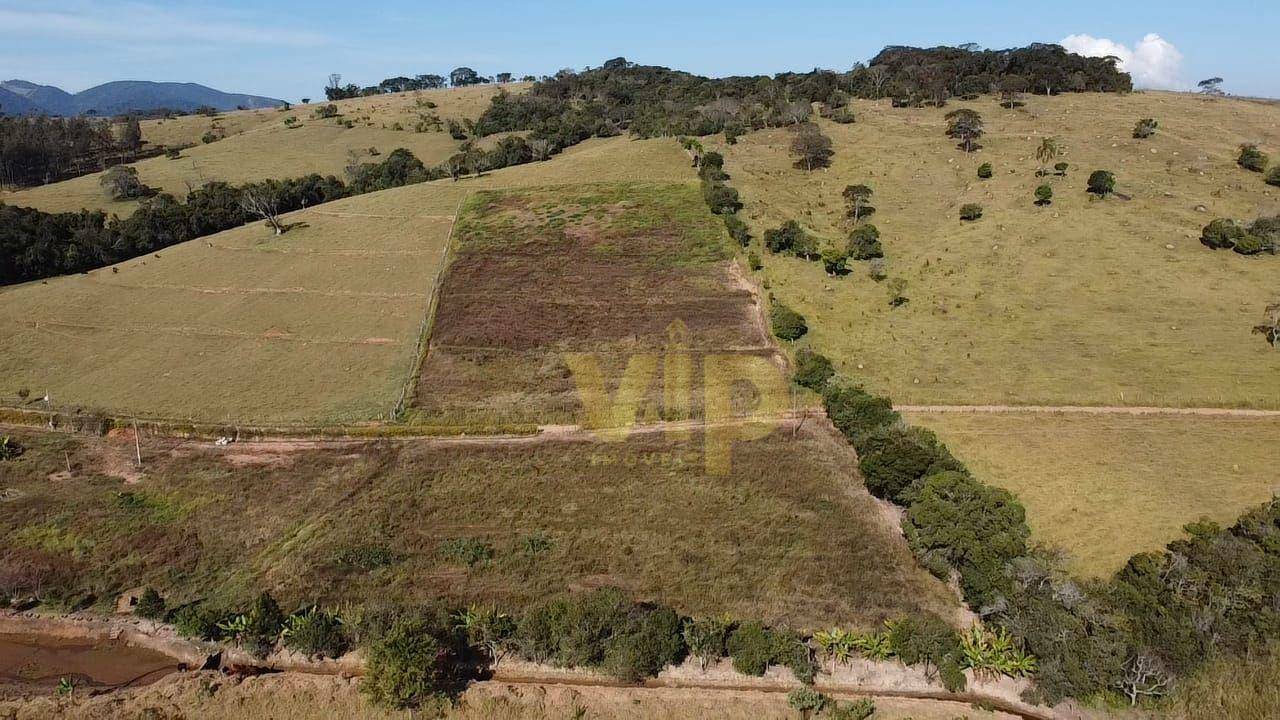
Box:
[172,603,222,641]
[225,591,286,656]
[1132,118,1158,139]
[1035,184,1053,205]
[727,621,774,676]
[828,698,876,720]
[1267,165,1280,187]
[283,607,350,658]
[702,181,742,215]
[939,654,968,692]
[1238,144,1268,173]
[976,163,993,179]
[135,587,165,620]
[723,214,751,246]
[770,302,808,341]
[903,472,1029,607]
[846,224,883,260]
[793,349,835,390]
[603,605,686,682]
[438,537,494,567]
[1232,233,1265,255]
[1054,161,1069,176]
[773,629,817,684]
[886,613,963,686]
[1086,170,1115,196]
[333,544,401,571]
[682,616,732,670]
[164,148,181,159]
[821,242,849,274]
[200,131,218,144]
[787,686,827,715]
[362,618,459,709]
[856,426,960,502]
[764,220,806,254]
[959,203,983,221]
[822,384,899,444]
[515,587,628,668]
[1200,218,1247,250]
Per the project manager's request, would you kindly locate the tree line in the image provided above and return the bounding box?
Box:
[1,130,574,285]
[0,115,151,188]
[779,344,1280,706]
[323,68,536,100]
[471,45,1130,142]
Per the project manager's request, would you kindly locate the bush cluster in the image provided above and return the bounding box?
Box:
[1132,118,1158,139]
[1200,216,1279,255]
[1238,144,1268,173]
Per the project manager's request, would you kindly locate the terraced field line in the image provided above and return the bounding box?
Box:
[898,404,1280,417]
[390,190,469,420]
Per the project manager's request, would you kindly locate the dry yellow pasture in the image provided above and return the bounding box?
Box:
[909,410,1280,576]
[717,91,1280,408]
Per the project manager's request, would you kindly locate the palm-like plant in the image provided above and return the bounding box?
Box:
[851,628,894,661]
[454,603,516,667]
[1036,137,1060,177]
[958,625,1038,680]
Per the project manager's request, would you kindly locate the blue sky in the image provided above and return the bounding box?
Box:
[2,0,1277,100]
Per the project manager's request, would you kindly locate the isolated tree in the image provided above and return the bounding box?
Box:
[790,123,833,171]
[999,75,1028,108]
[118,117,143,154]
[866,66,891,98]
[1035,184,1054,205]
[239,184,286,235]
[945,109,983,152]
[1035,137,1060,176]
[842,184,875,222]
[977,162,993,179]
[450,67,482,87]
[99,165,152,200]
[1087,170,1116,196]
[959,203,983,221]
[1197,77,1224,96]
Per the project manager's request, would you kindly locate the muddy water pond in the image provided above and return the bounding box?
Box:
[0,633,180,689]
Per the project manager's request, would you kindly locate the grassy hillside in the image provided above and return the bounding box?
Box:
[0,184,464,424]
[713,90,1280,577]
[907,411,1280,576]
[0,84,521,217]
[0,136,689,425]
[719,91,1280,408]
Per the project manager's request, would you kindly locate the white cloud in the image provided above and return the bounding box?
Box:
[0,2,329,48]
[1061,33,1185,90]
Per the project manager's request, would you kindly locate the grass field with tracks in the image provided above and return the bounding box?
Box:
[715,90,1280,570]
[0,136,691,425]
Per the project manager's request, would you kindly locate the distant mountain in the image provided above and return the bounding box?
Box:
[0,79,284,116]
[0,85,45,116]
[0,79,76,115]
